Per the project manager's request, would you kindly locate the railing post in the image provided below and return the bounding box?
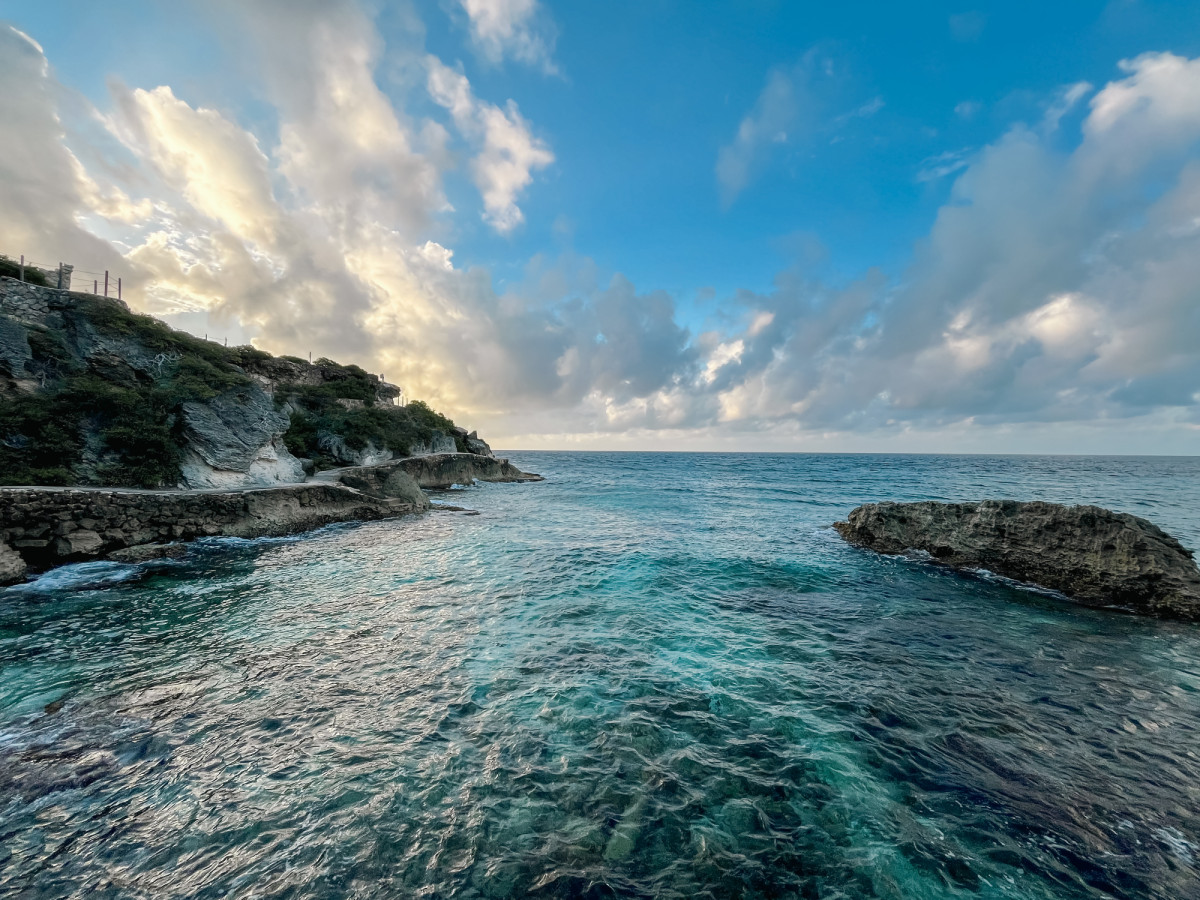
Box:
[104,270,109,298]
[19,255,24,282]
[57,262,62,289]
[118,278,122,301]
[94,279,98,294]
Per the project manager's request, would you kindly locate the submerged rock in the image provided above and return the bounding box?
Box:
[833,500,1200,620]
[107,542,187,564]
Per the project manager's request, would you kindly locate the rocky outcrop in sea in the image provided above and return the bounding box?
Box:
[834,500,1200,619]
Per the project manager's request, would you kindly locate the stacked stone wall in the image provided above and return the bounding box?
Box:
[0,481,422,580]
[0,275,127,327]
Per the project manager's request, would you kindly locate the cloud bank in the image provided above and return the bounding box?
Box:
[1,7,1198,451]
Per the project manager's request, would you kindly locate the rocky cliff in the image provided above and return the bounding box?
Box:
[317,452,544,492]
[0,276,492,490]
[834,500,1200,619]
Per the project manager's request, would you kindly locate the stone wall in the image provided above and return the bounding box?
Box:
[0,275,123,327]
[0,480,428,583]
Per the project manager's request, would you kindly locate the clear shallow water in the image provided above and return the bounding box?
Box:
[2,453,1200,900]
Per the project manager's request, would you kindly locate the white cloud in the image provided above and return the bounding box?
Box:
[108,85,280,248]
[2,15,1198,452]
[716,69,798,207]
[954,100,981,119]
[427,57,554,233]
[716,54,878,207]
[916,148,974,182]
[459,0,558,73]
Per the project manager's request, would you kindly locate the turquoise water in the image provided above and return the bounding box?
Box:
[2,453,1200,899]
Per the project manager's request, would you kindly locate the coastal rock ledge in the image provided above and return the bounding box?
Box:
[0,453,541,584]
[833,500,1200,620]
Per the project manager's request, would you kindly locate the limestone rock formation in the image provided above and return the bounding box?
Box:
[392,453,543,489]
[315,435,396,467]
[834,500,1200,619]
[409,430,458,457]
[179,385,306,489]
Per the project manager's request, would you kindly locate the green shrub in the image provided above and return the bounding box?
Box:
[0,256,49,286]
[279,395,462,470]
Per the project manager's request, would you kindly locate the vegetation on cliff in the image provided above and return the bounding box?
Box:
[0,287,463,488]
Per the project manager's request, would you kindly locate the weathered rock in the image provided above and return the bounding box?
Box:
[0,541,27,585]
[833,500,1200,619]
[323,466,431,509]
[465,430,494,457]
[180,385,305,488]
[408,430,458,457]
[391,453,542,489]
[55,529,104,558]
[314,453,540,493]
[316,435,395,467]
[107,542,186,564]
[0,316,32,377]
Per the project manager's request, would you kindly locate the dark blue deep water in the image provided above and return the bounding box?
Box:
[3,453,1200,899]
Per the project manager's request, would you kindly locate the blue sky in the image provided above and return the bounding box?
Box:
[1,1,1199,451]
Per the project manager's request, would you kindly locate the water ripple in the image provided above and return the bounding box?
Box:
[2,453,1199,898]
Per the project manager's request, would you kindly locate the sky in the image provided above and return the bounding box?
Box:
[0,0,1198,453]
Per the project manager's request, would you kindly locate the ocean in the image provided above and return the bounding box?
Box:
[2,452,1199,899]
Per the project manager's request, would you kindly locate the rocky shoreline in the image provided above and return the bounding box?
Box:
[0,453,542,585]
[834,500,1200,620]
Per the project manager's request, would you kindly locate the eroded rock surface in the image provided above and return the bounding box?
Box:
[392,453,543,489]
[834,500,1200,619]
[180,385,305,488]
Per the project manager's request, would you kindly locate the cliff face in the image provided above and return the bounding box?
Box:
[834,500,1200,619]
[0,277,488,490]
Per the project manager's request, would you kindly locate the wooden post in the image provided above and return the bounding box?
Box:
[118,278,122,301]
[57,262,62,289]
[104,271,109,298]
[93,279,98,294]
[19,255,24,282]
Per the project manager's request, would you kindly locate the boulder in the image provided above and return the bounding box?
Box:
[465,430,494,457]
[833,500,1200,620]
[326,466,431,510]
[0,541,27,585]
[54,529,104,558]
[107,543,186,564]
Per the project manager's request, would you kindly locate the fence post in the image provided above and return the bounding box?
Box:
[104,271,109,298]
[19,255,24,282]
[118,278,122,301]
[93,279,98,294]
[57,262,62,289]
